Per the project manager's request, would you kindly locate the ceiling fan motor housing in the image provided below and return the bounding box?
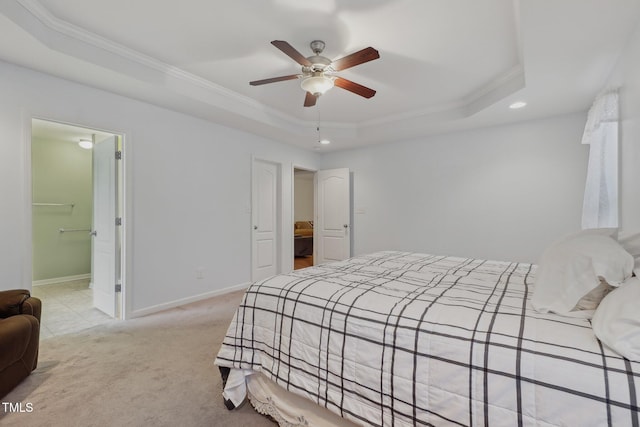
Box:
[306,40,332,72]
[310,40,325,54]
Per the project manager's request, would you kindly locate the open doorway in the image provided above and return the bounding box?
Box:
[293,168,315,270]
[30,119,123,338]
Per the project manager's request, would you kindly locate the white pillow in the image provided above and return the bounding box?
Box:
[562,227,618,240]
[619,231,640,256]
[531,231,634,318]
[618,231,640,276]
[592,278,640,361]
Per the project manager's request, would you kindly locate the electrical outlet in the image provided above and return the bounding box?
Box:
[196,268,204,279]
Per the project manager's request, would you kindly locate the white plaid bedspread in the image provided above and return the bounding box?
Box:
[215,251,640,426]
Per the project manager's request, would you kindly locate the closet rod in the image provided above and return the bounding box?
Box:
[33,202,75,207]
[58,228,91,233]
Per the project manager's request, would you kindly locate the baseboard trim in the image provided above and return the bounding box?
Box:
[33,273,91,287]
[129,282,251,319]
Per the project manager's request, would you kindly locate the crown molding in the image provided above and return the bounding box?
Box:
[1,0,526,146]
[4,0,311,131]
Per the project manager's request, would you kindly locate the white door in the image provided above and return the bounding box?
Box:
[92,136,117,316]
[252,160,279,281]
[316,168,351,264]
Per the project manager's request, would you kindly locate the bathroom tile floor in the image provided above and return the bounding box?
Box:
[31,279,114,339]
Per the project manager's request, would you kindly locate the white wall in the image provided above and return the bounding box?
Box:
[0,60,320,316]
[321,113,589,263]
[31,136,92,281]
[603,20,640,236]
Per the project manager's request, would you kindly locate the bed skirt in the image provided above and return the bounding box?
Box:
[247,372,361,427]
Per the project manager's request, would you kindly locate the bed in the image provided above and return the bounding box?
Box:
[215,248,640,426]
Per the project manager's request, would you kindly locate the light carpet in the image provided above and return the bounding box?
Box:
[1,290,275,427]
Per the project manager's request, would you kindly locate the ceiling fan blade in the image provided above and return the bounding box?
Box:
[304,92,317,107]
[331,47,380,71]
[334,77,376,99]
[271,40,312,67]
[249,74,300,86]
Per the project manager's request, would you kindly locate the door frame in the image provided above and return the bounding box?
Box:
[23,114,131,320]
[250,159,338,278]
[292,166,317,267]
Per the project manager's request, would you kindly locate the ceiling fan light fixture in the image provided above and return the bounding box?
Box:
[300,74,334,96]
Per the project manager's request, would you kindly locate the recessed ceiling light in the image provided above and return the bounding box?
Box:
[509,101,527,109]
[319,139,331,145]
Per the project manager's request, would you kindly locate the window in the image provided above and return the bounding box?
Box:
[581,91,619,229]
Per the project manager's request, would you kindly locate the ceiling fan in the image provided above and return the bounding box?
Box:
[249,40,380,107]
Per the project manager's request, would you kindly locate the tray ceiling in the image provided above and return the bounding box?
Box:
[0,0,638,150]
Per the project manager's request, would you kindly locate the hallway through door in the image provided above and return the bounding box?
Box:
[293,168,315,270]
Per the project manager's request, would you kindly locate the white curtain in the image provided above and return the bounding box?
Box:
[581,90,619,229]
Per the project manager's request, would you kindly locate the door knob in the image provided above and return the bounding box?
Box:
[89,230,97,237]
[253,226,258,230]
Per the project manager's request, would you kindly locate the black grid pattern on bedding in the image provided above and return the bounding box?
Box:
[216,251,640,427]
